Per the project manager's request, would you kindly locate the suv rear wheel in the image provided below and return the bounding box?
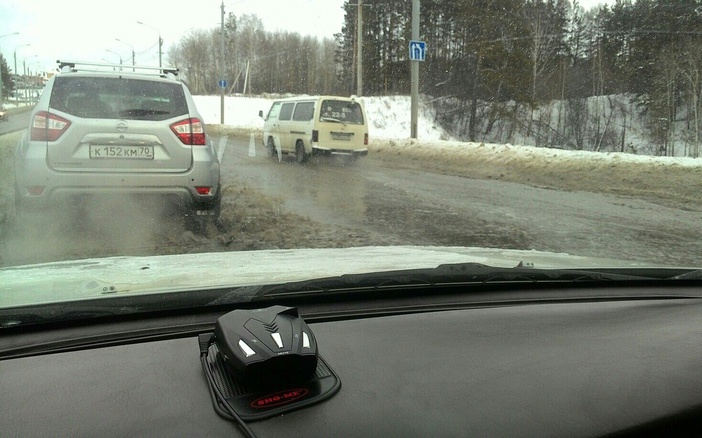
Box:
[186,185,222,235]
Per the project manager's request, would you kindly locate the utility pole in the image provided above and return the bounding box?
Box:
[106,49,123,71]
[14,43,30,82]
[349,2,369,96]
[242,59,250,95]
[220,1,225,124]
[411,0,420,139]
[115,39,135,72]
[14,44,30,104]
[137,22,162,68]
[357,1,363,96]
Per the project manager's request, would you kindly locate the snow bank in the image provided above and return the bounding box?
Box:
[373,138,702,169]
[192,94,702,169]
[192,94,454,141]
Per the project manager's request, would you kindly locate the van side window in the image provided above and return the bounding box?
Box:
[266,102,282,120]
[279,103,295,121]
[292,102,315,121]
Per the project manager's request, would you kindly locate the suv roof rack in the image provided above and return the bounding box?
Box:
[56,60,180,80]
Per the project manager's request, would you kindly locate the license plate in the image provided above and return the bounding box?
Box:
[331,132,353,141]
[90,145,154,159]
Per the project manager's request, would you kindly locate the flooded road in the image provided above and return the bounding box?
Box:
[221,134,702,266]
[3,130,702,267]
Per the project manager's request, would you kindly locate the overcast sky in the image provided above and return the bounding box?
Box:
[0,0,347,73]
[0,0,606,75]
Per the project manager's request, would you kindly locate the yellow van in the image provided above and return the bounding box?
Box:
[259,96,369,163]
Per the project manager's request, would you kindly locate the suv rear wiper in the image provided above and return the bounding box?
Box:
[248,263,688,299]
[118,108,170,117]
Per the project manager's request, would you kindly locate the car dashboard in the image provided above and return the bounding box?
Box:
[3,285,702,437]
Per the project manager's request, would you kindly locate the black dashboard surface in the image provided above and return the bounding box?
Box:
[3,297,702,437]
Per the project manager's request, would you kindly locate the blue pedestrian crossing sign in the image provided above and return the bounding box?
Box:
[409,40,426,62]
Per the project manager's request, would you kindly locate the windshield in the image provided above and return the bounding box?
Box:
[2,0,702,321]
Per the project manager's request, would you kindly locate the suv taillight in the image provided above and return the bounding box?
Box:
[364,133,368,146]
[31,111,71,141]
[170,118,206,145]
[312,130,319,142]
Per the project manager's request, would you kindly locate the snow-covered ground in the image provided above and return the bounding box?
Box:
[193,94,454,141]
[193,94,702,169]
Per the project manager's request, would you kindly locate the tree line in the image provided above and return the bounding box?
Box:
[168,0,702,156]
[167,14,338,96]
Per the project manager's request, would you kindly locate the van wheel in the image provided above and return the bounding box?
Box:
[267,137,277,159]
[295,141,307,164]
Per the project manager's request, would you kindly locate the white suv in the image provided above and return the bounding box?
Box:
[14,61,220,229]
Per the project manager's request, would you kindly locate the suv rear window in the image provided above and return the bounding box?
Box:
[49,76,188,121]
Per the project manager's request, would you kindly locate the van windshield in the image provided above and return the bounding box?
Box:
[320,100,364,125]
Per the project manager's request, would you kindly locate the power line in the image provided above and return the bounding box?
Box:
[136,42,159,55]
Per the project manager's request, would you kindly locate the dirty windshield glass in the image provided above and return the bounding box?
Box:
[2,0,702,316]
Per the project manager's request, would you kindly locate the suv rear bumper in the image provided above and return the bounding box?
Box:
[15,161,220,211]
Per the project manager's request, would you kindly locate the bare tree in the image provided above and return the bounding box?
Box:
[679,40,702,158]
[649,47,679,156]
[525,0,567,102]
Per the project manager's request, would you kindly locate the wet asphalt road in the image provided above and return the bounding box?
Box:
[219,134,702,267]
[3,129,701,268]
[0,109,31,136]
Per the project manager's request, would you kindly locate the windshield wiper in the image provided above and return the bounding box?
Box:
[0,285,263,330]
[669,270,702,280]
[118,108,170,117]
[320,116,346,125]
[0,307,121,329]
[250,263,683,299]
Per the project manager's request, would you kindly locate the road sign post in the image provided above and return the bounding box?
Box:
[219,79,227,124]
[410,0,422,139]
[220,1,225,124]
